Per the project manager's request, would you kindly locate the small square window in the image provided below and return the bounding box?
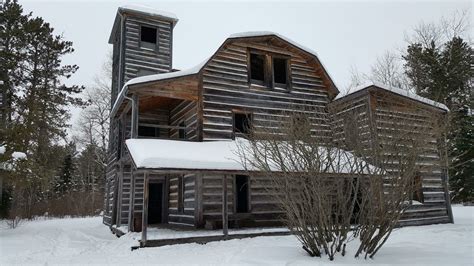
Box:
[233,113,252,138]
[250,53,266,83]
[273,58,288,85]
[140,25,157,49]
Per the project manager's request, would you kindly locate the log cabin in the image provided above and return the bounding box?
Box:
[102,6,453,242]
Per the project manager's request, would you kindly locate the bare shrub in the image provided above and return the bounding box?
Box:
[237,103,443,260]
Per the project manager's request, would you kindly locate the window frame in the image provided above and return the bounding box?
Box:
[272,55,291,90]
[139,24,158,51]
[248,50,269,87]
[232,110,253,139]
[247,48,291,90]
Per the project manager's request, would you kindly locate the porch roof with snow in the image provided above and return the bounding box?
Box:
[334,82,449,112]
[125,138,377,174]
[111,31,339,117]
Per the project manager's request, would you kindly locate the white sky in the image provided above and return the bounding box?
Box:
[20,0,472,127]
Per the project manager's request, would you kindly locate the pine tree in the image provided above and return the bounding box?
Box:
[404,37,474,202]
[0,0,85,217]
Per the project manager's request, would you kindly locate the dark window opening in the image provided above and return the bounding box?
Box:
[138,125,160,138]
[273,58,288,85]
[236,175,249,213]
[140,25,157,44]
[233,113,252,138]
[250,53,266,83]
[178,176,184,213]
[178,122,186,139]
[412,175,424,203]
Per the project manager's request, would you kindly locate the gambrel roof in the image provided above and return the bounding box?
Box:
[111,31,339,117]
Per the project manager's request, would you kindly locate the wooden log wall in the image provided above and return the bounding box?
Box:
[169,100,198,140]
[123,16,172,82]
[168,174,196,226]
[117,164,133,226]
[198,174,283,228]
[138,109,170,137]
[371,91,450,226]
[105,12,174,227]
[329,89,450,226]
[201,174,234,225]
[201,40,331,141]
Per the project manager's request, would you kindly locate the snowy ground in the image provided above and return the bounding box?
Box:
[1,206,473,265]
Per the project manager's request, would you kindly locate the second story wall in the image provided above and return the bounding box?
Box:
[201,37,333,141]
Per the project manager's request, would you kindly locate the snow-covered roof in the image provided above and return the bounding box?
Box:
[109,5,178,44]
[336,82,449,112]
[124,58,208,87]
[118,5,178,22]
[125,138,377,174]
[111,58,207,117]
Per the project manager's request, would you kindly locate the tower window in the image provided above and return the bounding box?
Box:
[250,53,266,84]
[233,112,253,138]
[273,57,288,85]
[140,25,157,49]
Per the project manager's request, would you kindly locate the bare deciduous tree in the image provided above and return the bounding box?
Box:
[237,102,444,260]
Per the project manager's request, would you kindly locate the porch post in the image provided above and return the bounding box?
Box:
[128,168,136,232]
[222,174,228,237]
[131,94,139,138]
[141,172,149,246]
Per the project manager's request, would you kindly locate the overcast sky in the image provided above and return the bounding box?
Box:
[20,0,471,126]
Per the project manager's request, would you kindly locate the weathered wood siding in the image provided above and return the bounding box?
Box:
[198,174,283,228]
[169,100,198,140]
[201,40,331,141]
[329,88,451,226]
[200,174,234,226]
[168,174,196,226]
[123,16,173,82]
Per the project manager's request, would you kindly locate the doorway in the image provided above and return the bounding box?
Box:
[148,183,164,224]
[236,175,249,213]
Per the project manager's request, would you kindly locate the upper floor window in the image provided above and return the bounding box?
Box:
[273,57,288,86]
[248,50,290,89]
[250,53,266,84]
[140,25,157,50]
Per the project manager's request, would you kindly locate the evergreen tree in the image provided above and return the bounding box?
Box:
[404,37,473,202]
[54,143,77,197]
[0,0,84,217]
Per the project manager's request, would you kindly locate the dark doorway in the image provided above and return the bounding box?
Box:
[148,183,163,224]
[236,175,249,213]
